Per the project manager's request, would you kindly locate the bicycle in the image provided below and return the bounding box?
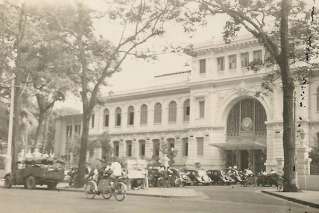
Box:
[84,175,127,201]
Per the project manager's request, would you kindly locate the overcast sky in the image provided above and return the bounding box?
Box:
[49,0,231,110]
[27,0,314,111]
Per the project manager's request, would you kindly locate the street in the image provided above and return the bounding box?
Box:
[0,186,318,213]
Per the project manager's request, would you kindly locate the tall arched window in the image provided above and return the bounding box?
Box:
[128,106,134,125]
[168,101,177,122]
[104,108,109,127]
[227,98,266,136]
[154,103,162,124]
[183,99,190,122]
[115,107,121,127]
[140,104,148,125]
[317,87,319,112]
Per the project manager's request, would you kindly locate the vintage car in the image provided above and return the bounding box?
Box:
[3,158,65,190]
[256,172,283,189]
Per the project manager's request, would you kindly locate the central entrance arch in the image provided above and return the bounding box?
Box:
[225,98,267,173]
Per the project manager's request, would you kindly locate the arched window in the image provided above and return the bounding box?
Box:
[183,99,190,121]
[115,107,121,127]
[227,98,266,136]
[168,101,177,122]
[104,108,109,127]
[128,106,134,125]
[154,103,162,124]
[152,139,160,157]
[317,87,319,112]
[140,104,148,125]
[113,141,120,157]
[167,138,175,150]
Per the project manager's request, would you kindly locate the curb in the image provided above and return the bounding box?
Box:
[57,187,199,199]
[261,190,319,209]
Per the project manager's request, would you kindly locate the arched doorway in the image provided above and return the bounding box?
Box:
[225,98,267,173]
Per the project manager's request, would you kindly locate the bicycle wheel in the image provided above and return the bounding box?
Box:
[98,179,112,199]
[84,181,96,199]
[113,182,127,201]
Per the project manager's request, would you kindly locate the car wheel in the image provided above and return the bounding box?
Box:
[47,182,58,190]
[25,176,36,189]
[4,175,12,188]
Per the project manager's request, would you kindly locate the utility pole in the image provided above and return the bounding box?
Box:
[5,77,15,174]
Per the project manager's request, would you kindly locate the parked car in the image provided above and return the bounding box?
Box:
[4,158,65,190]
[256,172,283,189]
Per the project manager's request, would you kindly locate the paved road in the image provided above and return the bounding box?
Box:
[0,186,318,213]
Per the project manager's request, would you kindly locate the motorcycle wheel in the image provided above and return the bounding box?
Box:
[99,179,112,199]
[174,178,182,187]
[84,182,96,199]
[113,182,127,201]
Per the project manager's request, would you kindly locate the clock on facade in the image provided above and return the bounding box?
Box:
[241,117,253,131]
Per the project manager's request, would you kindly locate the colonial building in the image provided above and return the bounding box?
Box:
[54,37,318,181]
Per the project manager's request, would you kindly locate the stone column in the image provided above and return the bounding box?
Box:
[94,147,102,160]
[145,138,152,159]
[119,139,126,158]
[133,139,139,158]
[186,136,196,168]
[174,137,182,166]
[265,121,283,172]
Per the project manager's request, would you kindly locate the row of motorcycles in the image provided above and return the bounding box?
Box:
[147,167,256,187]
[67,166,283,189]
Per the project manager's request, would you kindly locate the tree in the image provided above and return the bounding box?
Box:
[0,1,29,180]
[47,0,181,186]
[183,0,318,191]
[100,132,113,164]
[160,143,178,166]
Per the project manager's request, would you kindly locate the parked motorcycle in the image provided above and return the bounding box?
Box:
[147,167,164,187]
[183,169,205,185]
[168,168,190,187]
[198,169,212,185]
[206,170,232,185]
[68,167,79,187]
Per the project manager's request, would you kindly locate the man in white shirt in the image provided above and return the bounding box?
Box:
[111,161,122,177]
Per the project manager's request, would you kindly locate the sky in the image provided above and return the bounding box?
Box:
[52,0,230,111]
[20,0,315,111]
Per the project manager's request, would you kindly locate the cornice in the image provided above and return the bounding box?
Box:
[103,82,191,103]
[189,72,268,90]
[93,126,214,137]
[189,38,260,57]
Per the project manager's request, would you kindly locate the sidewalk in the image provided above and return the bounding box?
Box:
[57,182,204,199]
[262,189,319,209]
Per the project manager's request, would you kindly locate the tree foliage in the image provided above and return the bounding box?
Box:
[43,0,182,186]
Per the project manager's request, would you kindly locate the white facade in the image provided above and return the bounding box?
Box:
[55,37,318,177]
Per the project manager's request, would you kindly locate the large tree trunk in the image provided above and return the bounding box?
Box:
[42,116,50,153]
[10,78,22,183]
[75,110,90,187]
[10,3,26,182]
[35,111,45,150]
[280,0,298,192]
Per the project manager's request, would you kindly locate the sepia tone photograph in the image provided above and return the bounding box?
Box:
[0,0,319,212]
